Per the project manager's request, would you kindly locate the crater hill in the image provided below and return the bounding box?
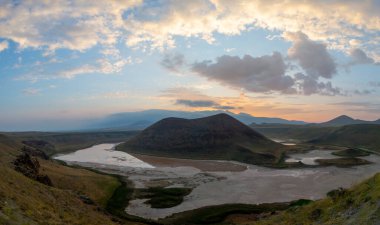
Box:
[117,113,283,165]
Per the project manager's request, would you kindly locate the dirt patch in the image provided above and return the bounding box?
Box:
[132,154,247,172]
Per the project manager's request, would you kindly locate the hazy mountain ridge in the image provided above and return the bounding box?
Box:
[88,109,307,131]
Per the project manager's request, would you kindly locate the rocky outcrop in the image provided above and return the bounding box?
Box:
[21,140,53,159]
[20,145,49,159]
[13,153,52,186]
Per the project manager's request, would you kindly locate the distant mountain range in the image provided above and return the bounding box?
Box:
[87,109,307,131]
[85,110,380,131]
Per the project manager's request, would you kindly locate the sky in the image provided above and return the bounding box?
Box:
[0,0,380,131]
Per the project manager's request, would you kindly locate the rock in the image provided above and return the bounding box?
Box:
[21,140,53,159]
[13,153,53,186]
[78,194,95,205]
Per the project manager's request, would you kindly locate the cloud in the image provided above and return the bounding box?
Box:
[16,57,133,81]
[192,52,296,94]
[0,40,8,52]
[294,73,341,96]
[353,89,373,95]
[369,81,380,87]
[349,48,375,65]
[0,1,141,52]
[175,99,235,110]
[103,91,129,99]
[123,0,380,60]
[175,99,217,107]
[22,88,40,96]
[161,53,185,73]
[0,1,378,61]
[284,32,336,78]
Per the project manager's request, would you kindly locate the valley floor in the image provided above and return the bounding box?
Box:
[56,143,380,221]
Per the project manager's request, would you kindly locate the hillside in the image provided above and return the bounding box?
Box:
[251,124,336,142]
[316,115,380,127]
[309,124,380,154]
[118,113,283,165]
[0,134,145,225]
[245,172,380,225]
[5,131,138,156]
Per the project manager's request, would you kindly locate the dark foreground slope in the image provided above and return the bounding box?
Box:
[0,134,145,225]
[118,113,283,165]
[309,124,380,154]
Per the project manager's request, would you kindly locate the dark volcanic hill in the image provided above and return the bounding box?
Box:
[318,115,380,126]
[117,113,283,165]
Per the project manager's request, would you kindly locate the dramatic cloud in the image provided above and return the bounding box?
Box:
[192,52,296,94]
[0,1,141,52]
[284,32,336,78]
[161,53,185,73]
[349,48,375,65]
[0,1,379,60]
[0,40,8,52]
[124,0,380,60]
[294,73,341,96]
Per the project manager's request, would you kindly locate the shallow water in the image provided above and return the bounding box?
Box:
[55,144,380,220]
[53,143,154,168]
[285,150,341,165]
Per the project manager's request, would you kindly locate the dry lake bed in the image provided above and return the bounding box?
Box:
[54,143,380,220]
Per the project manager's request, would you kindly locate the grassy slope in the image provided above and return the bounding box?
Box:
[39,160,120,207]
[310,124,380,154]
[251,124,336,142]
[247,173,380,225]
[0,134,144,225]
[6,131,138,156]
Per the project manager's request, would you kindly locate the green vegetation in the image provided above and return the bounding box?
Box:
[246,173,380,225]
[251,124,336,142]
[160,203,292,225]
[136,187,192,208]
[310,124,380,154]
[40,159,120,206]
[105,178,159,225]
[0,133,145,225]
[315,157,371,167]
[332,148,371,157]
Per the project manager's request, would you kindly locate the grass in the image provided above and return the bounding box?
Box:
[332,148,371,157]
[315,157,371,167]
[251,124,336,142]
[246,173,380,225]
[39,159,120,207]
[135,187,192,208]
[0,133,146,225]
[309,124,380,154]
[0,165,121,225]
[160,202,293,225]
[105,178,160,225]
